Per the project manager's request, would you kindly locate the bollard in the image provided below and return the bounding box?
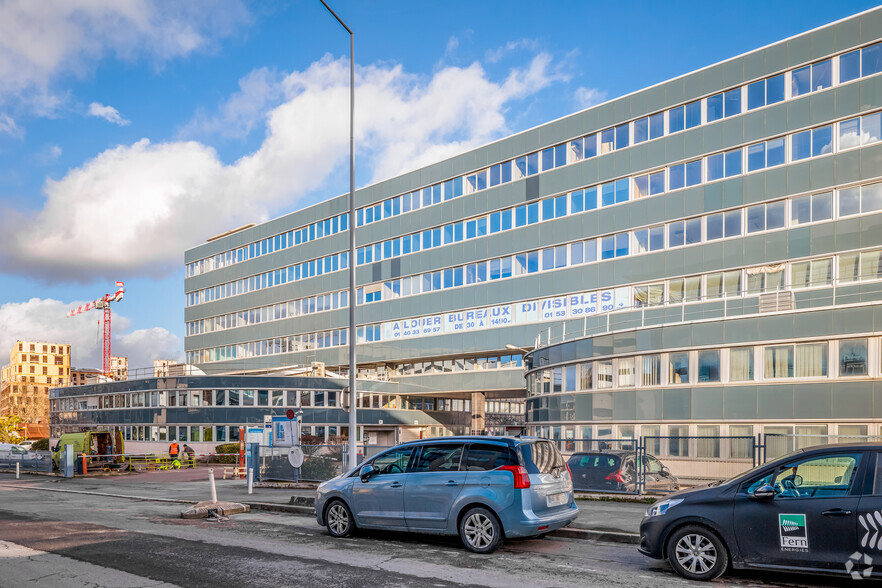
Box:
[247,466,253,494]
[16,462,20,479]
[208,468,218,504]
[81,454,88,475]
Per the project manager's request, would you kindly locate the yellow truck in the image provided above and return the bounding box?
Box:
[52,430,124,471]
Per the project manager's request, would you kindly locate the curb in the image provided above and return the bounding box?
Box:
[246,502,314,516]
[552,527,640,544]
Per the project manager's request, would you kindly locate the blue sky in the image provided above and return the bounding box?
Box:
[0,0,876,369]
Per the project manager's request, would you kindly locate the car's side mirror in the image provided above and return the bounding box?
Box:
[752,484,776,500]
[360,464,376,482]
[661,466,671,476]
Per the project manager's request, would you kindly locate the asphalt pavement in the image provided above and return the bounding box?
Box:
[0,471,858,588]
[0,468,647,542]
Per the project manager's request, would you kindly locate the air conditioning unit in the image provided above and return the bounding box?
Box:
[758,291,793,313]
[311,362,326,377]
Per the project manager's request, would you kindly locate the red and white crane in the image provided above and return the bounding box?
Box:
[67,282,125,377]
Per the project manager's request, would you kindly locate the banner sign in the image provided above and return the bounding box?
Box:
[380,286,631,344]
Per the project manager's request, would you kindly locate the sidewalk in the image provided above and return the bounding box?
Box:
[0,470,646,543]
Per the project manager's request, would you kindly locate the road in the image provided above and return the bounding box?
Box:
[0,481,862,587]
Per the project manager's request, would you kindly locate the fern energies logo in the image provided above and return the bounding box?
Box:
[779,513,808,551]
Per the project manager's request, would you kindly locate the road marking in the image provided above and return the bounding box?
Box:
[0,540,42,558]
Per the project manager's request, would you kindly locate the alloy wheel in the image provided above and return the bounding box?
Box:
[327,503,349,535]
[463,512,495,549]
[674,533,717,575]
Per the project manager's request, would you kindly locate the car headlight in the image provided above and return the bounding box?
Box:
[645,498,683,517]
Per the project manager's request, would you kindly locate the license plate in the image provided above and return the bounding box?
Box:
[546,492,567,507]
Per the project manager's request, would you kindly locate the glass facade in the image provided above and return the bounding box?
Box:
[176,12,882,446]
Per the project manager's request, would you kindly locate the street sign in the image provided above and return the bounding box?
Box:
[288,446,304,468]
[286,409,295,420]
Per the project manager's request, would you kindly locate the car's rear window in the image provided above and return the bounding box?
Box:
[464,443,518,471]
[521,440,565,474]
[571,454,621,469]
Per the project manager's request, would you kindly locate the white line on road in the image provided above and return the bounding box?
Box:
[0,540,178,588]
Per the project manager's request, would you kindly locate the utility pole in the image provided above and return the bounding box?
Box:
[319,0,357,470]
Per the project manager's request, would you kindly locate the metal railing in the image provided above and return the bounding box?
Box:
[535,278,882,349]
[258,445,396,483]
[562,433,882,495]
[0,450,53,473]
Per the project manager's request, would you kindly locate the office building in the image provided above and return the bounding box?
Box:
[53,9,882,456]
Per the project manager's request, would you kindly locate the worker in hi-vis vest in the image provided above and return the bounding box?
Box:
[169,441,180,462]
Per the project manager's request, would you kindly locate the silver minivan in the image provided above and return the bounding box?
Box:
[315,436,578,552]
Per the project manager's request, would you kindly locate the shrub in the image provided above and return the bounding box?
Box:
[299,455,339,481]
[214,443,240,464]
[30,439,49,451]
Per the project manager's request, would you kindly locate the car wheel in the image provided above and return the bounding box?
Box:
[666,525,728,581]
[459,507,503,553]
[325,500,355,538]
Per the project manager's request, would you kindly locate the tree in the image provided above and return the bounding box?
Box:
[0,415,24,443]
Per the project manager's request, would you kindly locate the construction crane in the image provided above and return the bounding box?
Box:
[67,281,125,378]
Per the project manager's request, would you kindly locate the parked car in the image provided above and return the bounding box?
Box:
[0,443,39,465]
[17,440,34,450]
[639,442,882,581]
[315,436,578,553]
[566,451,679,493]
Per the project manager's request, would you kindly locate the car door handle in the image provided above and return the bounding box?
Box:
[389,482,402,488]
[446,480,458,486]
[822,509,852,516]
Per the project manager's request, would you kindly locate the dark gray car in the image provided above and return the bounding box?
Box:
[639,442,882,581]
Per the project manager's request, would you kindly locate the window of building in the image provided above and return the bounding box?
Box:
[596,361,613,389]
[641,355,661,386]
[696,425,721,457]
[795,342,827,378]
[668,425,690,457]
[669,276,701,303]
[791,258,832,288]
[839,249,882,283]
[697,350,721,382]
[839,339,868,376]
[764,345,793,378]
[617,358,635,387]
[668,352,689,384]
[729,348,754,381]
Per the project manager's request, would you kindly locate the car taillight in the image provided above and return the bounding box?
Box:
[500,465,531,489]
[605,470,626,484]
[565,463,573,480]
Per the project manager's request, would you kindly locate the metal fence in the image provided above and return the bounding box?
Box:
[0,450,53,473]
[37,433,873,487]
[258,445,396,482]
[562,433,882,495]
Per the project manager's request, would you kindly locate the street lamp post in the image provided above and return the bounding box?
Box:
[319,0,357,471]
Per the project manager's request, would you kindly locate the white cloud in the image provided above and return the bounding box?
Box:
[115,327,183,369]
[0,113,21,138]
[0,1,249,115]
[444,36,459,58]
[1,51,571,281]
[0,297,181,370]
[88,102,130,126]
[574,87,608,109]
[485,39,540,64]
[177,67,282,140]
